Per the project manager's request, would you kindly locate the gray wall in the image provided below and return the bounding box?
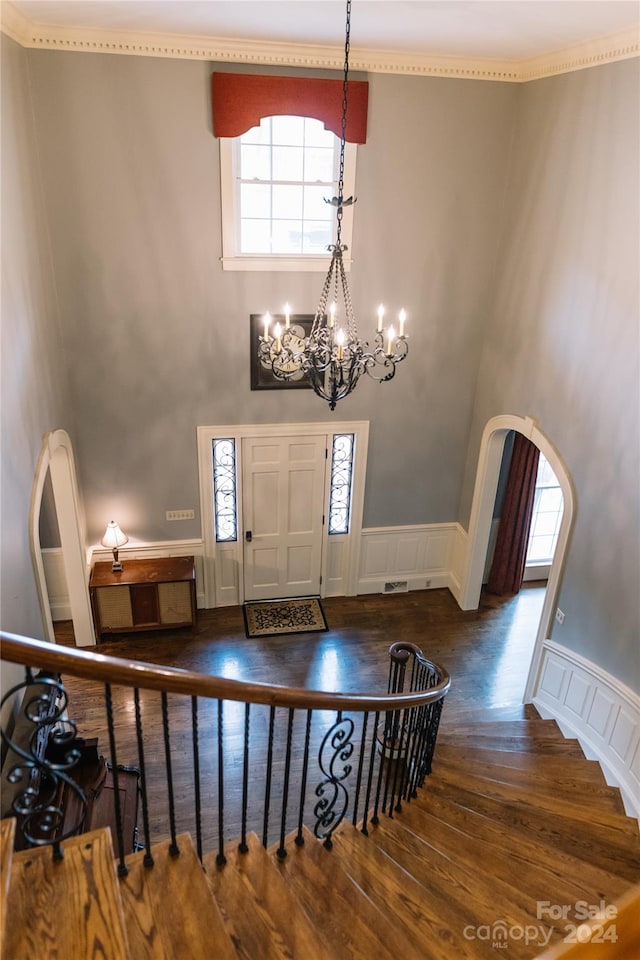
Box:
[1,35,75,691]
[2,37,637,693]
[459,58,639,685]
[25,51,516,542]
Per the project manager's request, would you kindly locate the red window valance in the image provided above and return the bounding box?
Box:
[211,72,368,144]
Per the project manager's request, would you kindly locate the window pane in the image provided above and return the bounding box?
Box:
[329,434,354,534]
[240,119,271,146]
[240,144,271,180]
[526,452,563,565]
[241,219,271,253]
[304,117,334,148]
[213,439,237,542]
[538,487,563,513]
[271,220,303,254]
[532,512,560,537]
[272,115,304,145]
[302,221,333,254]
[273,145,304,182]
[304,147,335,183]
[528,536,554,563]
[304,185,333,221]
[272,184,303,220]
[241,183,271,219]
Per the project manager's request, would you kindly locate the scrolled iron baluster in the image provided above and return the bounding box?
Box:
[0,672,86,855]
[313,711,354,848]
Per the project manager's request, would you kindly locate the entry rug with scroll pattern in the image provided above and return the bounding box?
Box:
[243,597,328,639]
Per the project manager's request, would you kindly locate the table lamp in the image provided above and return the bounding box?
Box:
[101,520,128,572]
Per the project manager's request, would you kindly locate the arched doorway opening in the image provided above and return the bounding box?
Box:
[29,430,95,646]
[460,415,575,703]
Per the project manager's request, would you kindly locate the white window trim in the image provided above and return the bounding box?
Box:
[197,420,369,606]
[219,137,357,272]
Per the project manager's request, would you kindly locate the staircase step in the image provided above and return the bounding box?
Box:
[1,818,16,936]
[536,882,640,959]
[334,820,546,959]
[388,793,632,918]
[422,775,640,883]
[270,825,414,960]
[435,753,627,815]
[433,759,630,828]
[4,827,130,960]
[334,821,490,960]
[440,718,564,737]
[119,833,234,960]
[435,742,607,782]
[436,733,586,756]
[445,702,543,722]
[204,832,324,960]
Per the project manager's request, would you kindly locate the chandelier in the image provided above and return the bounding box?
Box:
[257,0,408,410]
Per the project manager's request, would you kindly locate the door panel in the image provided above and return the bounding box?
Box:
[243,435,326,601]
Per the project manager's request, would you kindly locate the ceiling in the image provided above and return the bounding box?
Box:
[4,1,640,80]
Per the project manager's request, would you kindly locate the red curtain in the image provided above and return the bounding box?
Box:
[211,72,368,143]
[487,434,540,596]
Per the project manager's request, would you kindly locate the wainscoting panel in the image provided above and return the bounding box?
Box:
[42,548,70,621]
[532,640,640,820]
[357,524,459,595]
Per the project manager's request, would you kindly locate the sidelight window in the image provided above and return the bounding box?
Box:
[328,434,355,535]
[212,439,238,542]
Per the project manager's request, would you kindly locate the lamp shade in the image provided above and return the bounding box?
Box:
[101,521,128,550]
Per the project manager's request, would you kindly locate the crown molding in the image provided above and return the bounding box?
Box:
[1,1,637,84]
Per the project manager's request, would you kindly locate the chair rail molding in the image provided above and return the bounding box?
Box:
[532,639,640,821]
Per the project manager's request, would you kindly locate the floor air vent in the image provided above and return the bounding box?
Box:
[383,581,409,594]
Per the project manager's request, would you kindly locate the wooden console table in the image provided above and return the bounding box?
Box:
[90,556,196,638]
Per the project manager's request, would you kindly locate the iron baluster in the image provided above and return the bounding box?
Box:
[313,711,354,848]
[277,708,295,859]
[216,699,225,866]
[262,705,276,847]
[133,687,154,867]
[0,671,86,858]
[352,710,369,826]
[191,696,203,862]
[239,702,251,854]
[104,683,128,876]
[361,710,380,835]
[295,709,313,847]
[160,691,179,857]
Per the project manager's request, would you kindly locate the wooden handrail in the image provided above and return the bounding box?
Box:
[0,632,450,713]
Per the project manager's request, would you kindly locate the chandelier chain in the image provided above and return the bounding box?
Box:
[257,0,408,411]
[336,0,351,248]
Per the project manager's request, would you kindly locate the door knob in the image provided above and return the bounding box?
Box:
[245,530,252,542]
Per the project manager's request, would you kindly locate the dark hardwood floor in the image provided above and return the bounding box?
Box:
[55,586,547,848]
[59,584,546,714]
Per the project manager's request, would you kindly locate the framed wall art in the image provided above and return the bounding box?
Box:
[249,314,314,390]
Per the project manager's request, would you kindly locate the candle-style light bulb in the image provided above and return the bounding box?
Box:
[377,303,385,333]
[284,303,291,330]
[274,321,282,353]
[329,302,336,329]
[336,328,345,360]
[398,309,406,338]
[263,312,271,339]
[386,324,396,356]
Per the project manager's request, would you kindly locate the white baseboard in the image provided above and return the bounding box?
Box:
[532,639,640,822]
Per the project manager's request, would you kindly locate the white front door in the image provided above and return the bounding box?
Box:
[242,435,327,601]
